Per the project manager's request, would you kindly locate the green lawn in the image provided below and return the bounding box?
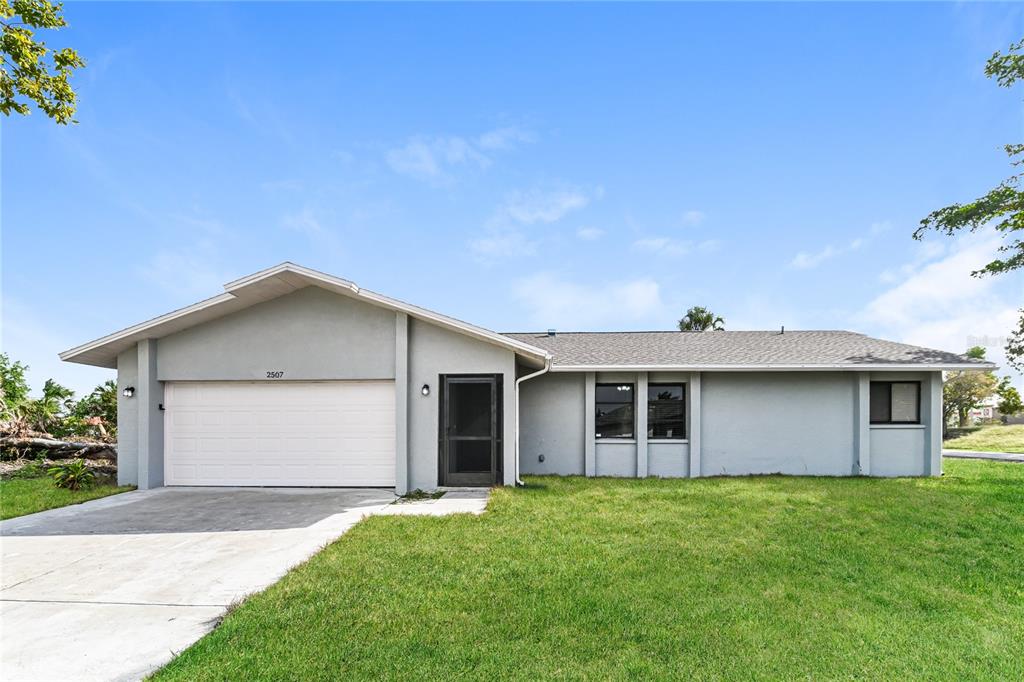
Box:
[944,423,1024,454]
[156,459,1024,681]
[0,476,133,520]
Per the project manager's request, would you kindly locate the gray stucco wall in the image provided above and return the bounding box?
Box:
[116,348,138,486]
[648,442,689,477]
[865,371,938,477]
[406,317,517,491]
[870,427,926,476]
[157,286,396,381]
[700,372,856,476]
[519,372,586,475]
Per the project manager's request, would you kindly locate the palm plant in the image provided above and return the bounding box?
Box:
[678,306,725,331]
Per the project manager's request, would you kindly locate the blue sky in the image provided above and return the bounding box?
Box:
[4,1,1024,396]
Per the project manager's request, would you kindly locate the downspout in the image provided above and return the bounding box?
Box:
[514,355,552,486]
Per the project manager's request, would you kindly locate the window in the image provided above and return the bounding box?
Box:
[596,384,634,438]
[648,384,686,439]
[870,381,920,424]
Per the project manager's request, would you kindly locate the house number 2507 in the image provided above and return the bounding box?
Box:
[266,371,285,379]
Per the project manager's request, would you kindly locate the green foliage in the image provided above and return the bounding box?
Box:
[0,0,84,124]
[996,376,1023,416]
[677,305,725,331]
[1,476,131,519]
[915,38,1024,370]
[47,458,94,490]
[965,345,987,359]
[65,379,117,439]
[0,352,30,418]
[5,454,47,479]
[944,362,999,428]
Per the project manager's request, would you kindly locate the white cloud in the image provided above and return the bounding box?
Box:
[632,237,718,257]
[386,126,533,183]
[791,221,895,270]
[137,242,231,299]
[682,210,706,227]
[633,237,692,256]
[501,188,590,225]
[469,231,536,260]
[576,226,604,241]
[476,126,536,150]
[281,207,326,237]
[512,273,667,329]
[471,186,596,262]
[791,244,840,269]
[859,231,1023,388]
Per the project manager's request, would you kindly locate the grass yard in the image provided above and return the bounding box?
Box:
[156,459,1024,681]
[0,476,133,520]
[944,423,1024,454]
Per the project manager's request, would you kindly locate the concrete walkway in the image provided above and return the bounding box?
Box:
[943,449,1024,463]
[0,486,489,681]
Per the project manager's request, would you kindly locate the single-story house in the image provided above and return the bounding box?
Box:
[60,262,993,492]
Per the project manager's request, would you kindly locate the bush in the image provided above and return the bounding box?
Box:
[48,459,95,491]
[6,456,49,480]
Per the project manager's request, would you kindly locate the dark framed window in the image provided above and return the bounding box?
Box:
[596,383,634,438]
[870,381,921,424]
[648,383,686,439]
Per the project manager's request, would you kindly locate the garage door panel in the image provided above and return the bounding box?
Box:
[164,381,395,487]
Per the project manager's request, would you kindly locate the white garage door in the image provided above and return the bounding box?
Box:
[164,381,395,487]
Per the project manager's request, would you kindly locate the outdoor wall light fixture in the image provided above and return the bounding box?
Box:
[421,384,430,396]
[122,386,135,398]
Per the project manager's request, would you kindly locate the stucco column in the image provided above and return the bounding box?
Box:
[636,372,648,478]
[926,371,943,476]
[394,313,409,495]
[136,339,164,490]
[584,372,596,477]
[688,372,701,478]
[854,372,870,475]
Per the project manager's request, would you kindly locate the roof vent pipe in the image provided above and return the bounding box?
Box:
[780,325,785,334]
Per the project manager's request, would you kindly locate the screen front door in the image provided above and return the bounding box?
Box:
[440,375,501,487]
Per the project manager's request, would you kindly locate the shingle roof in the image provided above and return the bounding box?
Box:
[501,330,994,370]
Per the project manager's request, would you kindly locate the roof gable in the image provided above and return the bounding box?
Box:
[60,263,550,368]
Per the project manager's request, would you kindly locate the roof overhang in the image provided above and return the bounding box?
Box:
[549,363,998,372]
[60,262,551,368]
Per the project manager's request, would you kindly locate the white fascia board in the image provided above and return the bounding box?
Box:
[223,262,358,294]
[548,363,997,372]
[357,288,550,360]
[58,292,236,361]
[61,262,551,365]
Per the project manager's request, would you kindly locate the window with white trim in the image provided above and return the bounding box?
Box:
[648,383,686,439]
[870,381,920,424]
[596,384,634,438]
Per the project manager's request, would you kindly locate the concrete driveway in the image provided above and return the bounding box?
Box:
[0,487,397,681]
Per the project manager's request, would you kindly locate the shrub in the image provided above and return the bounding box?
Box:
[48,459,95,491]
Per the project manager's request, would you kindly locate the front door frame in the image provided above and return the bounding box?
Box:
[438,374,502,487]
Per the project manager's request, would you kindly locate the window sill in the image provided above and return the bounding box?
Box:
[649,439,689,444]
[596,438,637,444]
[869,424,925,430]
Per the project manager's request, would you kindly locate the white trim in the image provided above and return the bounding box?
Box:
[649,439,690,444]
[60,262,551,366]
[58,292,236,362]
[550,363,995,372]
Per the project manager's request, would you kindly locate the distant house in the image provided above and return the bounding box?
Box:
[60,263,994,492]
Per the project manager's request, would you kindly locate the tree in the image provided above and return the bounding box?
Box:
[1,0,85,124]
[996,376,1023,416]
[0,352,30,418]
[69,379,117,439]
[23,378,75,432]
[914,38,1024,371]
[943,348,999,429]
[678,306,725,331]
